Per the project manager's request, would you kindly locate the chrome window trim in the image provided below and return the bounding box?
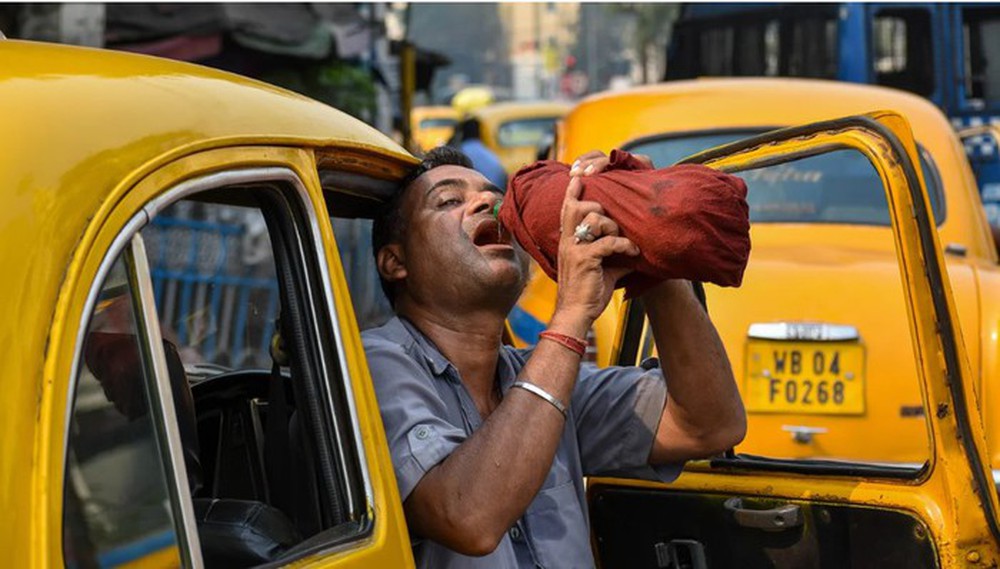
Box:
[747,322,860,342]
[129,234,205,568]
[65,166,376,562]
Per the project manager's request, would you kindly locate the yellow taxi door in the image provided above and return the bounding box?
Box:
[55,145,416,569]
[589,112,1000,568]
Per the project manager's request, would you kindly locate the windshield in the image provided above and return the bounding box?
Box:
[497,117,560,148]
[627,131,945,226]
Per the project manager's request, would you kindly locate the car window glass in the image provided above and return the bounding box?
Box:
[64,255,181,568]
[962,7,1000,103]
[873,8,934,97]
[143,200,278,371]
[419,118,457,129]
[628,132,946,225]
[330,217,393,331]
[133,181,368,566]
[497,117,559,148]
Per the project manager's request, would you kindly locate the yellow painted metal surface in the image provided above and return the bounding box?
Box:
[473,101,571,175]
[516,78,1000,464]
[653,112,1000,565]
[411,106,458,152]
[2,40,416,567]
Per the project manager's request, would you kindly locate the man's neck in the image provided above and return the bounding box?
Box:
[397,301,506,403]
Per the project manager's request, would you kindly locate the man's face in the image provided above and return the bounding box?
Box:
[395,165,529,310]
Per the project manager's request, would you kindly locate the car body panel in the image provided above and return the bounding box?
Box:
[473,101,571,174]
[2,40,416,567]
[411,105,458,152]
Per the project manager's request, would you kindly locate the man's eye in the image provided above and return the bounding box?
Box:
[439,197,462,207]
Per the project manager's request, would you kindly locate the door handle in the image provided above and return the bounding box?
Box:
[724,497,803,531]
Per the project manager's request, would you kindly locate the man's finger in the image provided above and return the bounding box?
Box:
[571,156,611,177]
[589,236,640,258]
[561,177,583,238]
[579,211,620,239]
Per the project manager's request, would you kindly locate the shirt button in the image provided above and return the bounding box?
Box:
[415,426,430,440]
[509,526,522,540]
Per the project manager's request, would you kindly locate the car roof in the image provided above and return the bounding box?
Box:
[413,106,458,119]
[563,78,957,157]
[2,39,415,214]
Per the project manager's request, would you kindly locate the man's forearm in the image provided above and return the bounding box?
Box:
[644,280,746,463]
[404,314,586,554]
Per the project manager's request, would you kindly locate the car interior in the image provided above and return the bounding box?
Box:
[66,182,370,568]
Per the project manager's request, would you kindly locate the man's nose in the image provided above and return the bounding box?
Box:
[469,191,500,216]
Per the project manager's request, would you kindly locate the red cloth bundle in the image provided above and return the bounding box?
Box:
[498,149,751,297]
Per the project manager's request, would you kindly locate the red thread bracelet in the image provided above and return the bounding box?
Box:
[539,330,587,357]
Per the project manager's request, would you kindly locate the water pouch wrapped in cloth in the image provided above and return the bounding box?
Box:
[497,149,751,298]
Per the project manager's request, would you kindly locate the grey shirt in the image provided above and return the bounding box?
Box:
[363,317,681,569]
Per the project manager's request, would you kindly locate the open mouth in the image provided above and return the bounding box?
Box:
[472,218,510,248]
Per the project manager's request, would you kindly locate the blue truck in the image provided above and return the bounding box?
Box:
[665,2,1000,223]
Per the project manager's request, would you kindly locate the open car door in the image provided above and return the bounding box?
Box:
[590,112,1000,568]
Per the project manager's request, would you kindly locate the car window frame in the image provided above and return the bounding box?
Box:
[622,126,948,226]
[64,166,378,567]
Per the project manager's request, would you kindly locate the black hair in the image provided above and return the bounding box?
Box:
[372,146,474,306]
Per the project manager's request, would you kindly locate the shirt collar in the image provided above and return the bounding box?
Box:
[396,316,455,377]
[393,316,522,385]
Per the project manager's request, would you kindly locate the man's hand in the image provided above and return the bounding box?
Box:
[569,150,654,176]
[553,173,639,333]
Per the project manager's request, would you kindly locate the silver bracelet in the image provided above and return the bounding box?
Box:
[512,380,568,419]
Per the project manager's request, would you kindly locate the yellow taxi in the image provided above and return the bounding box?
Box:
[465,101,571,175]
[5,39,418,568]
[410,105,458,153]
[515,78,1000,468]
[8,39,1000,567]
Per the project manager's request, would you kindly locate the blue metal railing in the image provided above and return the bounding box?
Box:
[145,215,391,368]
[147,216,278,368]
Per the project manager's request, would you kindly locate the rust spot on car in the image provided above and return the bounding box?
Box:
[936,403,949,419]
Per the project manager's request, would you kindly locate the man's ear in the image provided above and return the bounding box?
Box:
[376,244,407,284]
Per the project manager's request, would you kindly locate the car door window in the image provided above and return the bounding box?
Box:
[64,255,182,568]
[65,169,373,568]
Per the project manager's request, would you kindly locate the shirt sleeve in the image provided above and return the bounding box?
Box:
[571,363,683,482]
[363,336,467,501]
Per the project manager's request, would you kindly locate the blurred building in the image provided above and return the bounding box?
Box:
[498,3,579,100]
[3,3,402,130]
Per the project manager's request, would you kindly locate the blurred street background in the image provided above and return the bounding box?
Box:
[0,3,678,135]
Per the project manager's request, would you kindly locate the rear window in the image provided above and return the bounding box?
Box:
[419,118,457,129]
[626,130,945,226]
[496,117,560,148]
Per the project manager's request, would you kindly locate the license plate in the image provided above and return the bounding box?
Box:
[744,341,865,415]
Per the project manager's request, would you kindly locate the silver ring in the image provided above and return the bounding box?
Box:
[573,222,595,244]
